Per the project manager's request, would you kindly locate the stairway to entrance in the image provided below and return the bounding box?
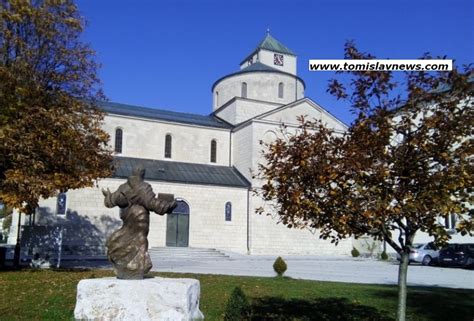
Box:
[149,247,231,261]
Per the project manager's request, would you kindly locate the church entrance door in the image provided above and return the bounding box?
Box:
[166,200,189,247]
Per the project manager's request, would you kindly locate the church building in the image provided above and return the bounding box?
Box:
[10,33,354,256]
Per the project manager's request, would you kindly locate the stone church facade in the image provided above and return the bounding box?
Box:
[9,34,354,256]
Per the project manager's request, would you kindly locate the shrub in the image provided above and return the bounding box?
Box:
[380,251,389,260]
[351,247,360,257]
[273,256,287,277]
[224,287,250,321]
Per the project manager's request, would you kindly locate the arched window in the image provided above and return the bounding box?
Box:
[215,91,219,107]
[241,82,247,98]
[210,139,217,163]
[56,192,67,215]
[173,200,190,215]
[114,128,123,153]
[225,202,232,221]
[278,82,284,98]
[165,134,172,158]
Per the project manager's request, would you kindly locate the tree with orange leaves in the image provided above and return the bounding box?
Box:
[257,42,473,321]
[0,0,112,266]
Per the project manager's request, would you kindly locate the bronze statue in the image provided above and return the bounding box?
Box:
[102,165,176,279]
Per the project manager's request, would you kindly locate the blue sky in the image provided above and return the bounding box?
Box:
[76,0,473,125]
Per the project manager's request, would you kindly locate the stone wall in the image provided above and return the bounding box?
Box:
[213,72,304,110]
[103,114,231,166]
[145,181,248,253]
[232,124,254,182]
[249,195,352,255]
[258,49,297,75]
[13,178,249,255]
[215,98,282,125]
[239,49,297,76]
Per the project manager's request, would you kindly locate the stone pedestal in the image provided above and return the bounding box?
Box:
[74,277,204,321]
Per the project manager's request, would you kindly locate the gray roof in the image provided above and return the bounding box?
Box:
[212,62,305,91]
[100,101,232,129]
[239,61,282,73]
[113,157,250,188]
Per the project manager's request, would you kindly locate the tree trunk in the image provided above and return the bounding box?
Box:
[13,212,22,268]
[397,251,409,321]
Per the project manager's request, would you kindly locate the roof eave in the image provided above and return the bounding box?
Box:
[100,102,232,129]
[211,69,306,92]
[239,48,296,66]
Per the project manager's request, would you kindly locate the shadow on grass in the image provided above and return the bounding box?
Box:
[0,264,107,273]
[372,286,474,321]
[0,265,28,272]
[250,297,393,321]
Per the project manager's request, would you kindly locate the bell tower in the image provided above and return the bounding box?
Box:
[239,31,297,76]
[211,32,305,123]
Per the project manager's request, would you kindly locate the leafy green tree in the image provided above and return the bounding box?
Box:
[257,42,473,321]
[0,0,112,266]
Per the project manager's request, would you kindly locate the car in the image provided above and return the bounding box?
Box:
[438,243,474,268]
[408,242,440,266]
[396,242,440,265]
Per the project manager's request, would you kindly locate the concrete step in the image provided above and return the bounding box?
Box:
[149,248,223,253]
[149,247,231,261]
[150,250,224,255]
[150,251,226,256]
[150,247,218,251]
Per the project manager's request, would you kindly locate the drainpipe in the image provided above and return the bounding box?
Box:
[228,130,232,167]
[246,187,250,254]
[13,212,22,268]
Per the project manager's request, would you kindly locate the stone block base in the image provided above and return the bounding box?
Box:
[74,277,204,321]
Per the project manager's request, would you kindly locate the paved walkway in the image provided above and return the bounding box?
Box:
[59,254,474,290]
[150,255,474,290]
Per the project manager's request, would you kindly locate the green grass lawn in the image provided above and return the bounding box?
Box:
[0,268,472,321]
